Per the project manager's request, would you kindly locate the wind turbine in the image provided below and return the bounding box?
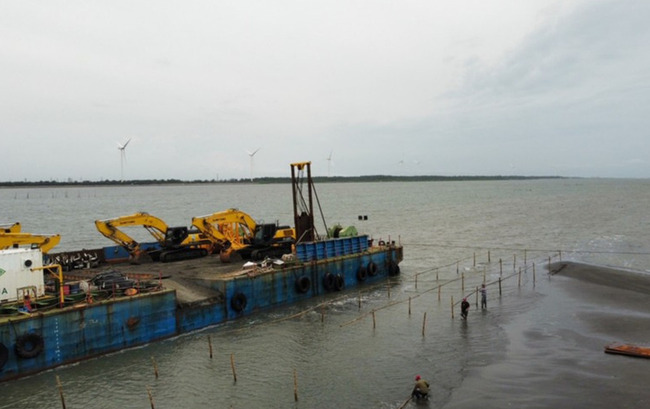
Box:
[246,147,260,181]
[117,138,131,182]
[326,150,334,177]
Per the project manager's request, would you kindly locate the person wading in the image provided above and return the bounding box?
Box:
[461,298,470,319]
[411,375,430,400]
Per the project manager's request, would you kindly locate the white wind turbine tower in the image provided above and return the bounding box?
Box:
[117,138,131,182]
[326,150,334,176]
[246,147,260,181]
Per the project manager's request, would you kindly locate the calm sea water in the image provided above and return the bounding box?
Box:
[1,179,649,408]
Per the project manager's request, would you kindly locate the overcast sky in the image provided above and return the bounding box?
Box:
[2,0,648,181]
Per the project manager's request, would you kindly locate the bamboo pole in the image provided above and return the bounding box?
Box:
[475,286,479,306]
[488,250,491,263]
[451,296,454,319]
[461,273,465,292]
[293,369,299,402]
[415,273,418,289]
[151,356,159,379]
[208,335,213,359]
[408,297,411,316]
[56,375,66,409]
[499,258,503,276]
[438,285,441,302]
[421,312,427,337]
[524,249,527,265]
[533,263,536,286]
[372,310,376,329]
[518,267,521,287]
[473,252,476,267]
[230,353,237,382]
[498,277,502,296]
[147,386,155,409]
[456,261,459,274]
[398,396,412,409]
[513,254,516,271]
[358,293,361,310]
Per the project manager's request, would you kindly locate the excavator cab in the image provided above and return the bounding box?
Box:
[164,227,190,247]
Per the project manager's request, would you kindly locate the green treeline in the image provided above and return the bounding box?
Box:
[0,175,563,187]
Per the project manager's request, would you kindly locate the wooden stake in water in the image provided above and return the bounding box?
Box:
[422,312,427,337]
[451,295,454,319]
[293,369,299,402]
[372,310,376,329]
[499,277,502,296]
[461,273,465,292]
[473,252,476,267]
[147,386,155,409]
[408,297,411,316]
[533,263,536,286]
[499,258,503,276]
[415,273,418,289]
[518,267,521,287]
[488,250,491,263]
[208,335,213,359]
[475,286,479,306]
[438,285,441,302]
[230,353,237,382]
[151,356,159,379]
[56,375,66,409]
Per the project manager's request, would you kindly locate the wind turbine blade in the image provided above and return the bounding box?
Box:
[122,138,131,148]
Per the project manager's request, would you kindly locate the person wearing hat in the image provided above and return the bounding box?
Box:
[411,375,430,400]
[461,297,470,319]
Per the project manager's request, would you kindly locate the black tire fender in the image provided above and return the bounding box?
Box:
[323,273,335,291]
[367,261,378,276]
[334,274,344,291]
[15,333,44,359]
[0,343,8,368]
[357,265,368,281]
[295,276,310,294]
[230,292,247,312]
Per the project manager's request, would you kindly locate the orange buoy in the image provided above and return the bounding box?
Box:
[124,288,138,296]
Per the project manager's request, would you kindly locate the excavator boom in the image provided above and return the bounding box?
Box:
[95,212,208,262]
[193,208,296,261]
[0,232,61,254]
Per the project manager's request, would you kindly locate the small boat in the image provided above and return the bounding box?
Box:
[604,343,650,359]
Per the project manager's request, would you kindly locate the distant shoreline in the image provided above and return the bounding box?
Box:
[0,175,564,187]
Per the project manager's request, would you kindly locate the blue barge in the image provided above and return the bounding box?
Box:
[0,236,402,382]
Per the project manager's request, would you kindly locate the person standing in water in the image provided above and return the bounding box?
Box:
[461,298,470,319]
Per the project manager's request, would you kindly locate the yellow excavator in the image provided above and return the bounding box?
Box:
[95,212,211,263]
[0,232,61,254]
[191,208,295,261]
